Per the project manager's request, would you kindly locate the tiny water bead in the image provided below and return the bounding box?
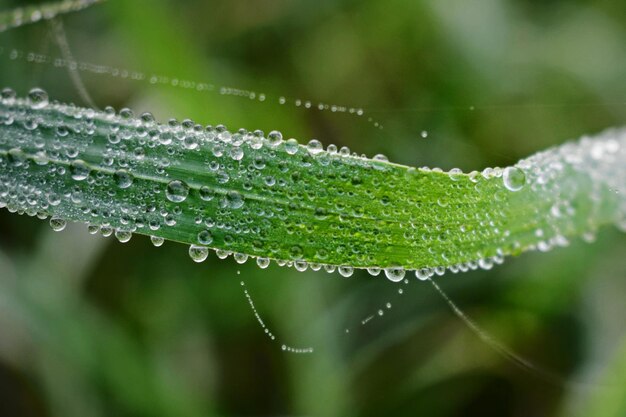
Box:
[166,180,189,202]
[502,166,526,192]
[150,236,165,247]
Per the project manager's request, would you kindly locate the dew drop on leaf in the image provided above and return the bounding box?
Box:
[197,230,213,245]
[256,257,270,269]
[27,88,48,109]
[338,266,354,277]
[502,167,526,192]
[306,139,323,155]
[267,130,283,147]
[114,230,132,243]
[285,138,299,155]
[70,160,90,181]
[166,180,189,202]
[49,217,66,232]
[113,170,133,189]
[384,267,406,282]
[189,245,209,263]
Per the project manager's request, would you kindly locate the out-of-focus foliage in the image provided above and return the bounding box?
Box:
[0,0,625,416]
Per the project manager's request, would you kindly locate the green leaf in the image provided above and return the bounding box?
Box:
[0,89,624,278]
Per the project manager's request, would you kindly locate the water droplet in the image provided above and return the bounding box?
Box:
[420,130,428,138]
[119,108,134,120]
[199,186,215,201]
[256,257,270,269]
[70,160,90,181]
[338,266,354,277]
[114,170,133,189]
[115,230,132,243]
[285,138,299,155]
[306,139,323,155]
[27,88,48,109]
[166,180,189,202]
[189,245,209,263]
[367,267,381,276]
[268,130,283,147]
[1,88,16,104]
[49,217,66,232]
[502,167,526,192]
[415,268,432,281]
[234,253,249,264]
[230,147,244,161]
[223,191,244,209]
[150,236,165,247]
[449,167,463,181]
[197,230,213,245]
[384,267,405,282]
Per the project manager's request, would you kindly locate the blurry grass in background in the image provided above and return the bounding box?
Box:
[1,0,626,416]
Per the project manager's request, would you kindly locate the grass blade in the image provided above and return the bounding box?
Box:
[0,90,624,277]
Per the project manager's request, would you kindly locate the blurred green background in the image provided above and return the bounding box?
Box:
[1,0,626,416]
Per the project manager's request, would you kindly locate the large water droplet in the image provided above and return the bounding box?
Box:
[285,138,299,155]
[256,257,270,269]
[267,130,283,147]
[49,217,66,232]
[367,267,381,276]
[415,268,433,281]
[115,230,132,243]
[150,236,165,247]
[502,167,526,192]
[70,160,90,181]
[114,170,133,189]
[166,180,189,202]
[307,139,323,155]
[338,266,354,277]
[189,245,209,263]
[384,267,405,282]
[223,191,244,209]
[199,186,215,201]
[197,230,213,245]
[27,88,48,109]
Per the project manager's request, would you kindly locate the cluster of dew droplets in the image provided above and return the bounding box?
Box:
[0,88,624,283]
[240,280,313,354]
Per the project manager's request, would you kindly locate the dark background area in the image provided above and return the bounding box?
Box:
[1,0,626,416]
